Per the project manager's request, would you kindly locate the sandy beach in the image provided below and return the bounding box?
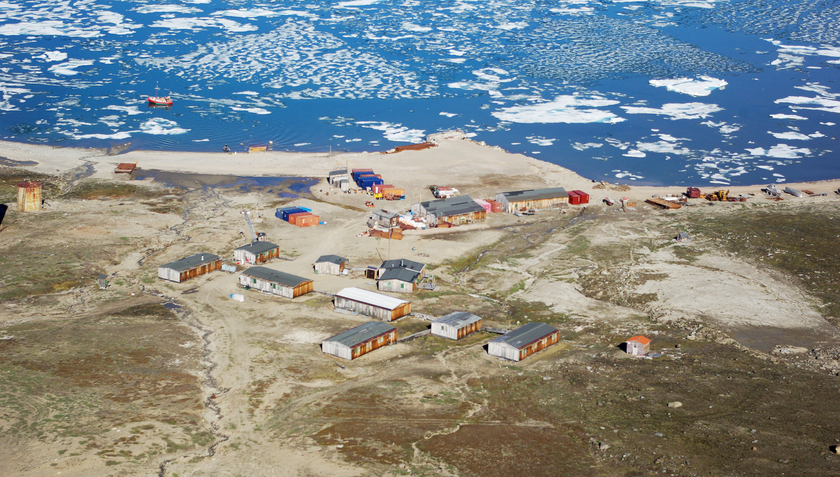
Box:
[2,137,839,204]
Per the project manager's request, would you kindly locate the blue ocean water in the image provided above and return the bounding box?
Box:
[0,0,838,186]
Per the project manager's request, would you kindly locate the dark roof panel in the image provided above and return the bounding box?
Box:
[325,321,396,347]
[316,254,347,265]
[420,195,485,217]
[379,268,420,283]
[491,322,557,349]
[235,241,279,255]
[241,266,312,287]
[501,187,568,202]
[160,253,221,272]
[380,258,425,272]
[434,312,482,328]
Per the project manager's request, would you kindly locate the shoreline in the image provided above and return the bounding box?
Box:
[1,138,839,203]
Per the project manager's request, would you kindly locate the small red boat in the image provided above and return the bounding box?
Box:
[147,84,173,106]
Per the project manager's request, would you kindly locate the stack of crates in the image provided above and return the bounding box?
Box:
[276,206,319,227]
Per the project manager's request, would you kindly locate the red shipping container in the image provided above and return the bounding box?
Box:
[572,190,589,204]
[373,183,394,194]
[567,190,581,205]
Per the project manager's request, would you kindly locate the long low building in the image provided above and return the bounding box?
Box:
[410,195,486,226]
[488,322,560,361]
[233,241,280,265]
[432,312,482,340]
[239,266,313,298]
[158,253,222,283]
[334,287,411,321]
[496,187,569,214]
[322,321,397,360]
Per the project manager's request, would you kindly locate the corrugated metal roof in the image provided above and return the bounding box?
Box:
[372,209,399,219]
[420,195,485,217]
[490,322,557,349]
[235,241,279,254]
[160,253,221,272]
[316,254,347,265]
[329,169,348,176]
[434,311,481,328]
[241,266,311,287]
[500,187,568,202]
[335,287,409,310]
[325,321,396,347]
[381,258,425,272]
[379,268,420,283]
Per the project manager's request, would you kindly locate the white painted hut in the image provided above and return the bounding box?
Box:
[322,321,397,360]
[487,322,559,361]
[314,255,348,275]
[431,312,482,340]
[334,287,411,321]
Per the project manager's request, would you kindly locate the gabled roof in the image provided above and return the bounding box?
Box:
[500,187,568,202]
[160,253,221,272]
[241,266,311,287]
[316,254,347,265]
[324,321,396,348]
[335,287,409,310]
[329,169,348,176]
[235,241,279,255]
[490,322,557,349]
[420,195,485,217]
[378,268,420,283]
[627,335,651,345]
[380,258,425,272]
[434,312,482,328]
[372,209,399,220]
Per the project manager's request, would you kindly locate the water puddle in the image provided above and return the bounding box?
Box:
[133,169,317,197]
[0,157,38,167]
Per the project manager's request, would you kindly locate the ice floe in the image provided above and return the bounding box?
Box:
[140,118,189,135]
[649,76,727,97]
[492,95,624,124]
[621,102,723,120]
[356,121,425,143]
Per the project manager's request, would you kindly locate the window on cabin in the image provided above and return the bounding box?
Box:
[252,278,256,284]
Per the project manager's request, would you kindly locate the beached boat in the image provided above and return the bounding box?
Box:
[147,84,173,106]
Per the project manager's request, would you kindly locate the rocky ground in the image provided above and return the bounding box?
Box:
[2,156,840,476]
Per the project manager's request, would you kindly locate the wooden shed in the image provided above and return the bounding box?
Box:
[410,195,486,226]
[314,255,348,275]
[376,258,426,294]
[431,312,482,340]
[322,321,397,360]
[158,253,222,283]
[239,266,313,298]
[17,181,41,212]
[625,336,651,356]
[488,322,559,361]
[233,241,280,265]
[496,187,569,214]
[334,287,411,321]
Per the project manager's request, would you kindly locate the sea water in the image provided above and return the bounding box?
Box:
[0,0,838,186]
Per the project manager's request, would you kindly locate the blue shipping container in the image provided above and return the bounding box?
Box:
[281,207,307,221]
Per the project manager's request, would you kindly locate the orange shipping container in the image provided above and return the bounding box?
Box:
[382,187,405,199]
[296,214,320,227]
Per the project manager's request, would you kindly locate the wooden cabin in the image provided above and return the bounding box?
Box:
[322,321,397,360]
[496,188,569,214]
[488,322,559,361]
[314,255,348,275]
[431,312,482,340]
[334,287,411,321]
[411,195,486,226]
[158,253,222,283]
[239,266,313,298]
[233,241,280,265]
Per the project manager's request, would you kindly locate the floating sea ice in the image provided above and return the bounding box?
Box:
[232,107,270,115]
[527,136,555,146]
[755,165,774,170]
[492,95,624,124]
[571,142,603,151]
[621,102,723,120]
[770,114,808,120]
[775,94,840,115]
[746,144,811,158]
[140,118,189,135]
[439,112,457,117]
[649,76,727,97]
[623,150,646,158]
[34,51,67,62]
[768,130,811,140]
[105,105,144,115]
[135,5,203,14]
[48,60,95,76]
[356,121,425,143]
[613,170,643,180]
[294,143,310,147]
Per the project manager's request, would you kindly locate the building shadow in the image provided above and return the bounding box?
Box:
[617,342,628,353]
[0,204,7,226]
